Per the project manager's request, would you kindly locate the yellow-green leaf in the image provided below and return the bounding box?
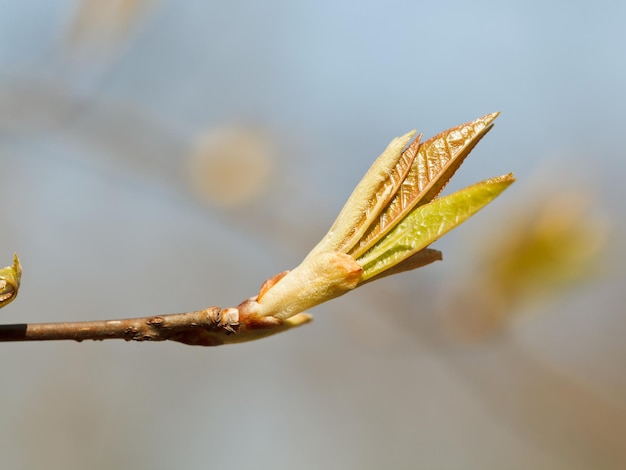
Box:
[0,253,21,308]
[358,174,515,282]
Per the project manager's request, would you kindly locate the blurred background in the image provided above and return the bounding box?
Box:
[1,1,625,468]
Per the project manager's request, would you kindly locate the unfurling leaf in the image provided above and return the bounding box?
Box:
[307,130,420,257]
[0,253,21,308]
[247,113,514,323]
[357,174,515,282]
[350,112,499,258]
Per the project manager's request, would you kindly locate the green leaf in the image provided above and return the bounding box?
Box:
[358,174,515,282]
[0,253,21,308]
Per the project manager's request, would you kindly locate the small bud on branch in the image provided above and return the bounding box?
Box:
[0,254,21,309]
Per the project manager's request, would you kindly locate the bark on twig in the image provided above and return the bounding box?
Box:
[0,306,312,346]
[0,308,228,346]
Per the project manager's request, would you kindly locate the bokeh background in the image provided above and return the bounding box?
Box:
[1,1,625,469]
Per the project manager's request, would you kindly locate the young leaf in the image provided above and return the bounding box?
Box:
[350,112,499,258]
[357,174,515,282]
[307,130,419,257]
[359,248,443,285]
[252,114,514,322]
[0,253,21,308]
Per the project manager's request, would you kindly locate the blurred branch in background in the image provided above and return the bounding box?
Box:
[452,338,626,467]
[65,0,155,53]
[186,127,275,208]
[0,0,307,256]
[442,183,610,341]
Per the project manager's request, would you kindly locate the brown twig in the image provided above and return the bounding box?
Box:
[0,305,313,346]
[0,308,226,346]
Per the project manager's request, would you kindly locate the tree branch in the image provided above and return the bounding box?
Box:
[0,114,513,347]
[0,307,313,346]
